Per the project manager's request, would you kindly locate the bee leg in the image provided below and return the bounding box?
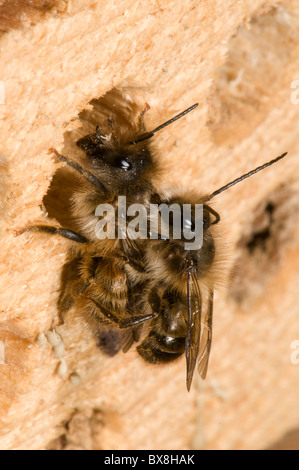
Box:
[203,205,221,225]
[58,254,99,323]
[57,281,90,325]
[58,280,90,324]
[97,302,157,329]
[16,225,88,244]
[82,295,157,328]
[56,255,86,324]
[118,312,157,328]
[50,148,107,194]
[117,253,146,273]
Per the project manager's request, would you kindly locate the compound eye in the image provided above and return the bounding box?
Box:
[120,159,132,171]
[182,217,195,232]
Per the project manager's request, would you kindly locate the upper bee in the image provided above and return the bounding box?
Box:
[76,124,158,195]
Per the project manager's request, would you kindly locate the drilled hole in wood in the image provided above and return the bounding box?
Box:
[207,5,296,146]
[42,87,147,354]
[229,183,299,306]
[46,408,105,450]
[0,0,65,33]
[43,87,142,230]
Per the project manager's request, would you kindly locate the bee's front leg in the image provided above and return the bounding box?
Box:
[81,295,158,329]
[15,225,88,244]
[50,148,107,194]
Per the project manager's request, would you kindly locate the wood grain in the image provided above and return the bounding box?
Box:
[0,0,299,450]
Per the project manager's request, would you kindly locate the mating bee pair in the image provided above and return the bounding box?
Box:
[20,101,286,390]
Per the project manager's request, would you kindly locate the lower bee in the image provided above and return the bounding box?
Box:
[132,190,219,391]
[56,240,157,354]
[134,152,287,390]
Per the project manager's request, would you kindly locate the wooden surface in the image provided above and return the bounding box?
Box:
[0,0,299,450]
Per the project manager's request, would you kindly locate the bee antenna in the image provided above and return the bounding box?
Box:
[207,152,288,201]
[129,103,199,145]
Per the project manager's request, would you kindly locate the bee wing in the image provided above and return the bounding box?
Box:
[197,289,214,380]
[185,272,202,391]
[121,324,143,353]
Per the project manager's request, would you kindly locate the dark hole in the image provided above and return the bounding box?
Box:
[246,203,274,254]
[229,184,298,306]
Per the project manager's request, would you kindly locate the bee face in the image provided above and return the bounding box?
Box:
[145,195,218,288]
[76,128,157,195]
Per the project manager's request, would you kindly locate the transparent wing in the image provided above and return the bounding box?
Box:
[185,272,202,391]
[121,324,143,353]
[197,289,214,380]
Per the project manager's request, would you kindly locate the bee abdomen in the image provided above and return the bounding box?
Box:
[137,331,185,364]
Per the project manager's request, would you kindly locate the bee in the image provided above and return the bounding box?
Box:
[135,191,218,391]
[135,153,287,390]
[17,93,199,354]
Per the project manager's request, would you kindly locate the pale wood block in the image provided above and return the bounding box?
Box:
[0,0,299,450]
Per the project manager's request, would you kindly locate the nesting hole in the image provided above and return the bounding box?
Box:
[46,408,105,450]
[43,87,143,231]
[207,5,296,146]
[229,183,299,306]
[0,0,65,33]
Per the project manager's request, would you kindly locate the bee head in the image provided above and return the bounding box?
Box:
[76,125,158,194]
[145,195,219,286]
[76,104,199,195]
